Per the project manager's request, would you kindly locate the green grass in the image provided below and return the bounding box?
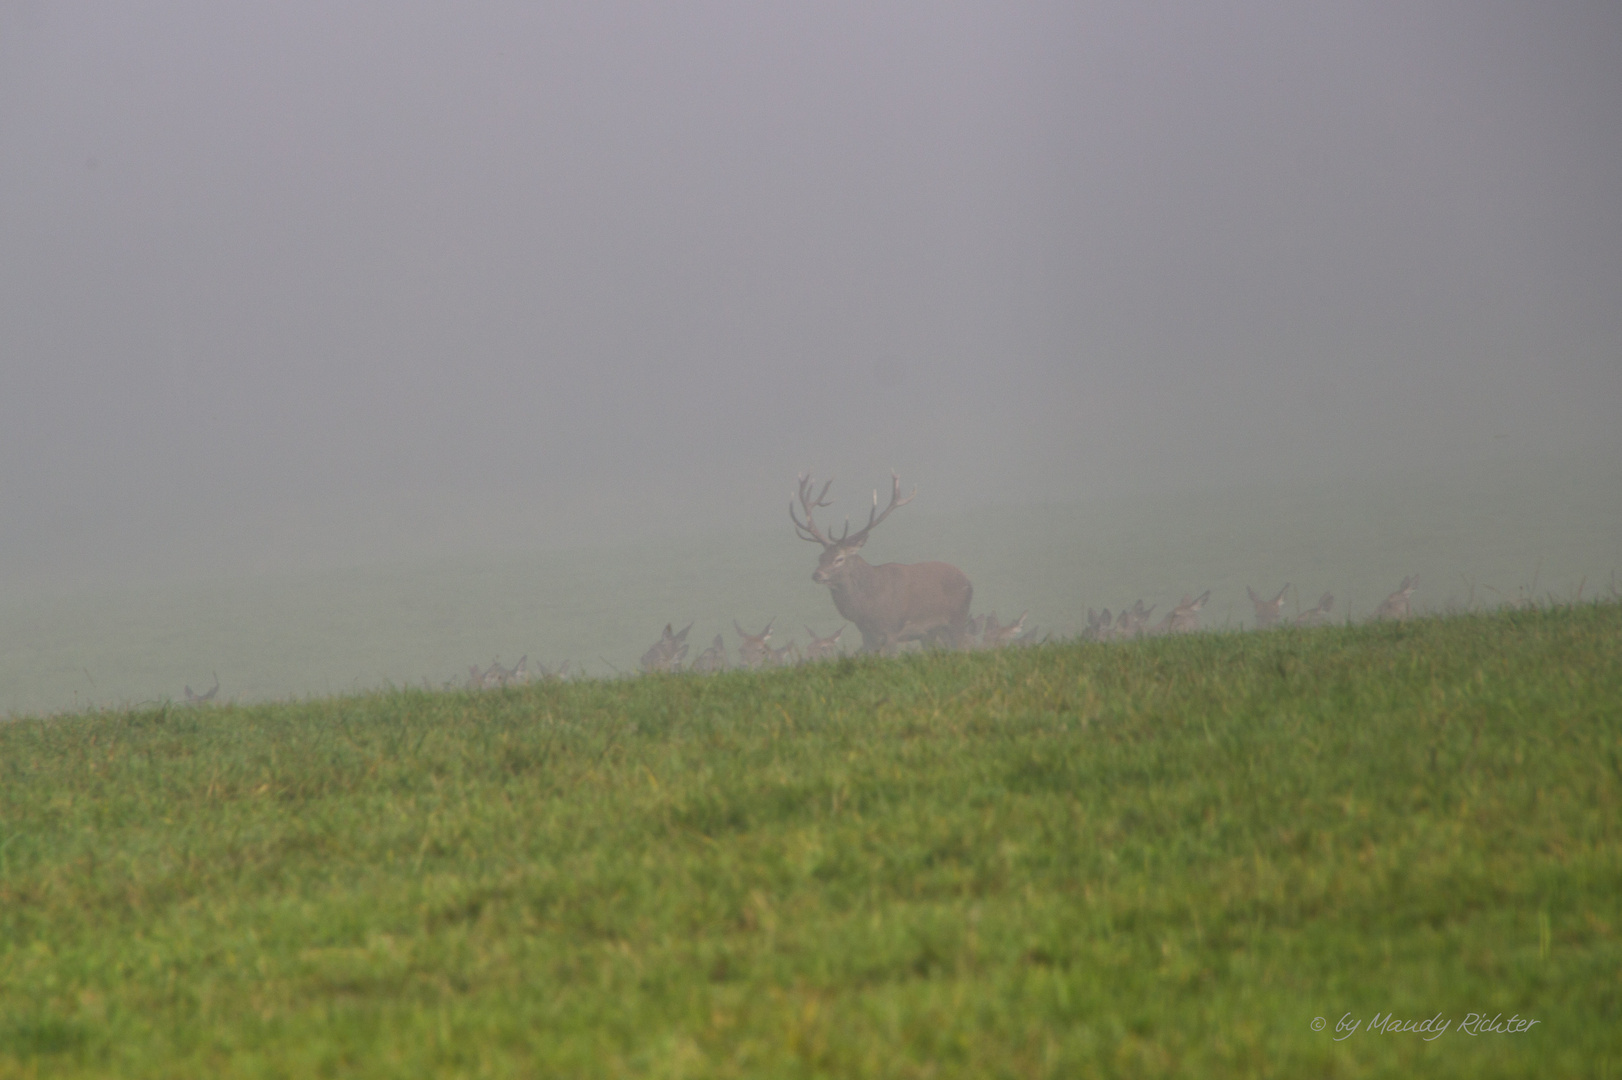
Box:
[2,604,1619,1077]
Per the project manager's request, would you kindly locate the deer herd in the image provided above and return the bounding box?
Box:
[595,472,1417,679]
[180,472,1430,699]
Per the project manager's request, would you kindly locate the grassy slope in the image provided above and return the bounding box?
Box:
[1,605,1619,1078]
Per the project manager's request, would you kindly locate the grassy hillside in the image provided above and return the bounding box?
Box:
[2,603,1618,1077]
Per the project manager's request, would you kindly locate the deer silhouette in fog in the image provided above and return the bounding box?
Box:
[1248,584,1289,630]
[689,635,728,673]
[734,620,774,670]
[1375,575,1418,620]
[640,623,692,673]
[184,673,219,704]
[803,625,846,662]
[792,472,973,654]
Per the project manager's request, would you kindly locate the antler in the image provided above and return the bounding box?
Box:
[843,471,916,548]
[792,471,917,549]
[791,473,837,547]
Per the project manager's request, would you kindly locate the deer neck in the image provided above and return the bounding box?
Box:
[825,555,880,614]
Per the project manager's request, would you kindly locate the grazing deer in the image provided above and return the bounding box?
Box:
[689,635,728,673]
[979,611,1029,648]
[792,472,973,654]
[1294,592,1334,627]
[640,623,692,673]
[1162,590,1210,634]
[803,625,846,662]
[1247,584,1289,630]
[1375,575,1418,620]
[184,673,219,704]
[734,620,774,670]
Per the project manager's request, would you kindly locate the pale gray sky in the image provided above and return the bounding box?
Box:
[3,1,1619,585]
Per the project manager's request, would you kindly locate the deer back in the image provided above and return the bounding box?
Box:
[824,556,973,651]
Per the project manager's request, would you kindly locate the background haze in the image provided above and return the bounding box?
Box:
[1,1,1619,709]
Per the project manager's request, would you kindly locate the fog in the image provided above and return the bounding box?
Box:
[3,0,1619,589]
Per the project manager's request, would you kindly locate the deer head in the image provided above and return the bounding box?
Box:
[734,619,774,669]
[792,472,916,587]
[1166,590,1211,634]
[803,625,845,661]
[640,622,692,673]
[184,672,220,703]
[981,610,1029,648]
[1248,584,1289,629]
[1375,575,1418,620]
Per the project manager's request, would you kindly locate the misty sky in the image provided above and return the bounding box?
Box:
[3,1,1619,586]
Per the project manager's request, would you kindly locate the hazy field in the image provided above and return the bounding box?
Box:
[2,604,1617,1077]
[2,453,1617,717]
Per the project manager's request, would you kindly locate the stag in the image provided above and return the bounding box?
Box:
[792,472,973,653]
[1247,584,1290,630]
